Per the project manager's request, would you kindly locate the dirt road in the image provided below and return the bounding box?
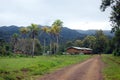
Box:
[38,55,103,80]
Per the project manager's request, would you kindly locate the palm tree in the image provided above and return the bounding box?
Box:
[52,19,63,54]
[47,27,54,54]
[48,26,59,54]
[28,24,40,57]
[12,33,19,53]
[20,27,29,54]
[20,27,29,38]
[41,27,49,55]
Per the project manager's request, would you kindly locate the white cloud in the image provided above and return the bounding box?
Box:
[0,0,111,30]
[65,21,111,30]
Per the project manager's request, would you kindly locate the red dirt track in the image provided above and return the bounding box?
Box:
[38,55,103,80]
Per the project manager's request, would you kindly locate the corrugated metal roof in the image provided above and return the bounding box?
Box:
[67,46,92,50]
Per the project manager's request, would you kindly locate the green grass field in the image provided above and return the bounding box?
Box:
[0,55,91,80]
[102,54,120,80]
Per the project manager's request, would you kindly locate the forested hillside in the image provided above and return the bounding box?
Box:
[76,30,114,38]
[0,25,113,43]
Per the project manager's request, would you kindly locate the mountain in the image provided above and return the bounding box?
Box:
[0,26,114,44]
[0,25,20,41]
[0,26,86,43]
[76,30,114,37]
[60,27,86,41]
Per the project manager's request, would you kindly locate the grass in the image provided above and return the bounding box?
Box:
[0,55,91,80]
[102,54,120,80]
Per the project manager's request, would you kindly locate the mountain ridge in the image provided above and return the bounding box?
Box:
[0,25,113,43]
[76,29,114,37]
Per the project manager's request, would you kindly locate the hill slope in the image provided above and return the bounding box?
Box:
[0,26,86,43]
[76,30,114,37]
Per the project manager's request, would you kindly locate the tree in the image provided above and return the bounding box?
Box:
[0,39,6,56]
[20,27,29,54]
[52,19,63,54]
[105,39,115,54]
[66,41,74,48]
[100,0,120,32]
[41,27,49,54]
[47,27,55,54]
[20,27,29,38]
[112,29,120,56]
[34,39,42,55]
[82,36,96,49]
[94,30,108,54]
[100,0,120,55]
[11,33,19,53]
[74,40,83,47]
[28,24,40,57]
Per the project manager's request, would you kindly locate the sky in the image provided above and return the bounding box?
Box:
[0,0,111,30]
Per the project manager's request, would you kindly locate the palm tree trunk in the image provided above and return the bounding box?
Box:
[43,38,46,55]
[32,38,35,57]
[56,36,59,54]
[54,43,56,54]
[50,40,52,54]
[14,44,16,53]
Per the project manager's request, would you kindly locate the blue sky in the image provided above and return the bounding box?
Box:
[0,0,111,30]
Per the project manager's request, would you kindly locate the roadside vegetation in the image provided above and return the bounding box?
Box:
[0,0,120,79]
[0,55,91,80]
[102,54,120,80]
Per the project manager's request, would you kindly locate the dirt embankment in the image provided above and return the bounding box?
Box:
[37,55,103,80]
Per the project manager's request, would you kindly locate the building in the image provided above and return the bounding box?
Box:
[66,46,92,55]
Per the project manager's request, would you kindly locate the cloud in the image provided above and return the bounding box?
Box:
[0,0,111,30]
[64,21,111,30]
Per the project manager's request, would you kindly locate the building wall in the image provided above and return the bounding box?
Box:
[66,48,92,54]
[81,50,92,54]
[66,48,80,54]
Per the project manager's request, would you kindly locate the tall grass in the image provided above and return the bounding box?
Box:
[0,55,91,80]
[102,54,120,80]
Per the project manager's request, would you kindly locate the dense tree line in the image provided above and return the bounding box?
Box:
[0,19,63,57]
[100,0,120,56]
[65,30,110,54]
[0,21,117,56]
[0,29,114,56]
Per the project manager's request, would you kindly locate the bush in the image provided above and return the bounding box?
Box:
[112,49,120,56]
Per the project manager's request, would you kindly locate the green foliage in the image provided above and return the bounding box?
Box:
[100,0,120,32]
[50,19,63,54]
[28,23,40,38]
[52,19,63,28]
[82,36,96,49]
[0,55,90,80]
[34,39,42,55]
[0,40,12,56]
[105,39,114,54]
[65,41,74,48]
[100,0,120,56]
[94,30,108,53]
[74,40,83,47]
[102,54,120,80]
[112,30,120,56]
[65,30,109,54]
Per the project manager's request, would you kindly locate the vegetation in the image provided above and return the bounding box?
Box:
[0,0,120,79]
[94,30,108,54]
[100,0,120,56]
[28,24,40,57]
[0,55,91,80]
[51,19,63,54]
[102,54,120,80]
[41,27,49,54]
[65,30,109,54]
[0,26,114,56]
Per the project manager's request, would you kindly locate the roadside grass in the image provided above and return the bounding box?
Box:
[102,54,120,80]
[0,55,91,80]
